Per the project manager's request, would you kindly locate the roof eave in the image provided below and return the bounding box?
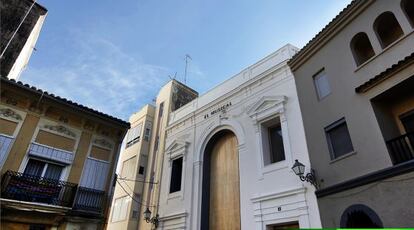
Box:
[288,0,374,72]
[1,78,130,128]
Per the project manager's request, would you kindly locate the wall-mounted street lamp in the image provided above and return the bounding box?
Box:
[143,208,159,228]
[291,159,318,188]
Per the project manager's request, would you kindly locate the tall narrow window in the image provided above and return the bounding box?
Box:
[138,166,145,175]
[169,157,183,193]
[154,136,159,152]
[402,0,414,27]
[313,69,331,100]
[325,118,354,159]
[262,117,285,165]
[350,32,375,66]
[158,102,164,118]
[144,127,151,141]
[373,12,404,48]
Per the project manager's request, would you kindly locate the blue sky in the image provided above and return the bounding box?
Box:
[22,0,350,120]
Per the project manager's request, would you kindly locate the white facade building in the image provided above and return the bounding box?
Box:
[157,44,322,229]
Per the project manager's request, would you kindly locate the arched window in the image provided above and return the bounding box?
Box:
[401,0,414,27]
[340,204,383,228]
[350,32,375,66]
[373,12,404,48]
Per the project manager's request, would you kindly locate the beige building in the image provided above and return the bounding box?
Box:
[0,77,129,230]
[288,0,414,227]
[107,105,155,230]
[138,80,198,230]
[106,80,197,230]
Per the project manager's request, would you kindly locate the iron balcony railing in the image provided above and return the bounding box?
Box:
[1,171,106,214]
[386,132,414,165]
[1,170,77,207]
[73,186,106,213]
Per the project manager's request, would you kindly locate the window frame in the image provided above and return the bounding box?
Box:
[262,117,286,166]
[169,156,183,194]
[325,118,355,160]
[247,96,292,177]
[23,158,66,181]
[313,69,331,100]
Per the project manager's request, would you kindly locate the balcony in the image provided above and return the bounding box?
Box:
[1,170,77,207]
[73,187,106,213]
[371,76,414,166]
[386,132,414,165]
[1,171,106,215]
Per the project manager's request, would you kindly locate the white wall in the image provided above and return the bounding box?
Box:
[158,44,322,229]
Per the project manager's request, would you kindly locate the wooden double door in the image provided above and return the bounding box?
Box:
[208,132,241,230]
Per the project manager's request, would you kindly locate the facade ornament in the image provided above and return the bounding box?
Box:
[0,108,22,120]
[219,108,229,120]
[59,116,69,123]
[93,138,114,149]
[100,130,110,137]
[166,140,189,162]
[5,97,18,106]
[83,121,95,131]
[44,124,76,138]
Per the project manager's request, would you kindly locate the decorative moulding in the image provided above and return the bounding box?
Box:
[247,96,287,122]
[0,108,22,121]
[165,140,189,160]
[44,124,76,138]
[251,186,306,203]
[93,138,114,149]
[159,211,187,221]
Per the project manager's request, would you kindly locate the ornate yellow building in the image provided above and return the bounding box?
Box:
[0,77,129,230]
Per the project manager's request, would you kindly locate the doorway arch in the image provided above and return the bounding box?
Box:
[200,129,241,230]
[340,204,383,228]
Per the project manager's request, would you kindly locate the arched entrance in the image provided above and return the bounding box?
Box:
[340,204,383,228]
[201,130,241,230]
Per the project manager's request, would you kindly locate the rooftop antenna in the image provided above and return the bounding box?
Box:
[168,72,177,80]
[184,54,192,84]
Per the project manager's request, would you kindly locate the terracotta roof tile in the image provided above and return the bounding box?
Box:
[2,77,130,127]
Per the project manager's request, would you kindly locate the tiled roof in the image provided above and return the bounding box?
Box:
[288,0,363,68]
[355,52,414,93]
[1,77,130,127]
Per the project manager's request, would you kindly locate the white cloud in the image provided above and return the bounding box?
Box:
[21,30,170,120]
